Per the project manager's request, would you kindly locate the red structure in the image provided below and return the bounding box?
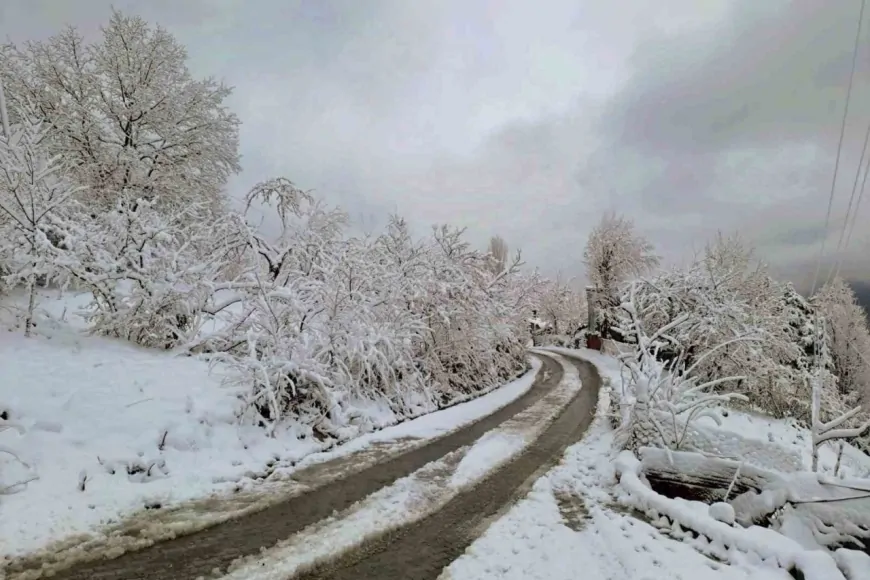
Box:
[586,334,602,351]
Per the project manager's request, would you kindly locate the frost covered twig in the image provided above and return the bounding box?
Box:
[810,369,870,471]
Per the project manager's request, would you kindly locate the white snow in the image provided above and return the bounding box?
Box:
[449,431,528,488]
[614,451,846,580]
[216,353,583,580]
[0,290,543,564]
[835,548,870,580]
[714,409,870,477]
[445,348,870,580]
[443,350,788,580]
[709,502,736,525]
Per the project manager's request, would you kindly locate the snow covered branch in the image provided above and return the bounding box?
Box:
[0,107,82,336]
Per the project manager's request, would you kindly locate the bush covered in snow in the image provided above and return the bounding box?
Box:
[596,232,869,433]
[610,280,751,452]
[184,185,539,439]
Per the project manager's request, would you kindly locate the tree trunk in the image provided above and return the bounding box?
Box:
[24,272,36,338]
[639,447,783,504]
[640,448,870,552]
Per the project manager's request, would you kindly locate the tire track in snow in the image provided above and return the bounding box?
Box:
[292,356,601,580]
[216,354,585,579]
[9,355,564,580]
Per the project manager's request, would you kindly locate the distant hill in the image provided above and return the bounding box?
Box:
[852,280,870,318]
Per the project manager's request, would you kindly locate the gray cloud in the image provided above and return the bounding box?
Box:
[1,0,868,287]
[593,0,870,287]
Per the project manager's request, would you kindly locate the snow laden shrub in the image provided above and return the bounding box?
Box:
[190,181,420,437]
[190,180,535,440]
[66,197,226,349]
[617,234,834,423]
[414,225,528,402]
[612,281,753,452]
[0,109,81,336]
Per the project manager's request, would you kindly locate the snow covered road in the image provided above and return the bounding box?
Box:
[7,353,575,580]
[287,354,601,580]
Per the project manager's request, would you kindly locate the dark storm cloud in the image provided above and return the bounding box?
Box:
[605,0,870,154]
[588,0,870,283]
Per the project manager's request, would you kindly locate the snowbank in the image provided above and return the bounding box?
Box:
[715,410,870,477]
[614,451,846,579]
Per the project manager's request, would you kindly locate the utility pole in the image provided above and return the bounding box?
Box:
[0,75,10,138]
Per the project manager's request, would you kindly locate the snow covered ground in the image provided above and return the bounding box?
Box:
[216,354,583,579]
[715,409,870,478]
[444,348,870,580]
[0,290,543,563]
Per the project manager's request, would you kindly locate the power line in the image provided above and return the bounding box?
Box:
[842,163,868,261]
[811,0,867,296]
[829,120,870,284]
[833,131,870,281]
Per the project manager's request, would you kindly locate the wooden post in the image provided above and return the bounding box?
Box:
[586,286,602,350]
[586,286,597,333]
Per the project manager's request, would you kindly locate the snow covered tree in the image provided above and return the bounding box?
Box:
[535,273,586,339]
[583,212,658,337]
[0,109,81,336]
[613,280,751,451]
[583,212,659,296]
[808,279,870,464]
[190,180,349,435]
[486,235,509,274]
[0,11,241,218]
[814,277,870,405]
[65,197,228,348]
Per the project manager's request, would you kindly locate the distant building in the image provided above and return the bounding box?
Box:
[528,310,552,346]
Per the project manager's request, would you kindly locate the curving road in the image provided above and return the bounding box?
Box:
[13,354,584,580]
[295,356,601,580]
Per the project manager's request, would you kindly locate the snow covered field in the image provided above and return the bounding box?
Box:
[445,348,870,580]
[0,291,542,563]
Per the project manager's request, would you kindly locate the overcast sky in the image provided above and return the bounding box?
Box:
[2,0,868,289]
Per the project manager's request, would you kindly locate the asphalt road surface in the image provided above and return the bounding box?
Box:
[295,356,601,580]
